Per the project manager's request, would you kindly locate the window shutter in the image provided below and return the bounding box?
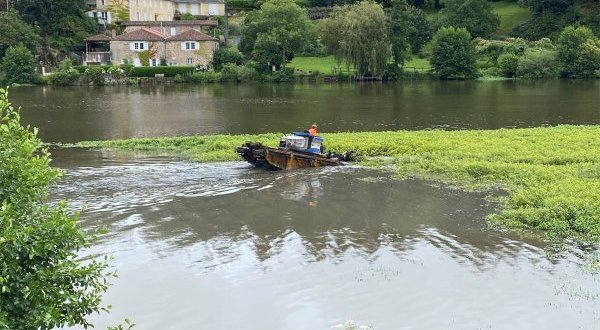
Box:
[130,42,135,51]
[195,42,199,50]
[181,42,186,50]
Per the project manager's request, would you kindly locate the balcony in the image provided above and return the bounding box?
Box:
[84,52,111,65]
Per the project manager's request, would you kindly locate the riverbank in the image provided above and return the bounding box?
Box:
[77,125,600,242]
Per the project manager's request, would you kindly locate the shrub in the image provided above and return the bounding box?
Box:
[220,63,260,82]
[1,45,35,85]
[129,66,196,77]
[430,27,477,79]
[47,71,80,86]
[212,47,244,71]
[498,52,520,78]
[557,26,600,78]
[184,71,223,83]
[0,89,110,329]
[516,48,559,79]
[264,67,295,82]
[84,66,106,85]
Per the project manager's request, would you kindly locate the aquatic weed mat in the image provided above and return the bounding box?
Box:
[78,125,600,241]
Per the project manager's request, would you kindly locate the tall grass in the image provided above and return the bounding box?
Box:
[78,125,600,241]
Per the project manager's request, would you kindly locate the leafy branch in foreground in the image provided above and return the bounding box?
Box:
[0,88,112,329]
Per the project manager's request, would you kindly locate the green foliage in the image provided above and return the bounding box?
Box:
[0,10,41,59]
[405,5,432,53]
[437,0,500,38]
[79,125,600,241]
[1,45,36,85]
[516,47,559,79]
[183,71,223,83]
[240,0,315,68]
[13,0,98,54]
[129,66,196,77]
[0,89,111,329]
[227,0,259,9]
[47,71,80,86]
[106,0,130,22]
[557,26,600,78]
[84,66,106,85]
[220,63,260,81]
[212,47,244,71]
[137,50,151,67]
[430,27,477,79]
[497,52,519,77]
[321,1,390,77]
[512,0,578,40]
[389,0,410,66]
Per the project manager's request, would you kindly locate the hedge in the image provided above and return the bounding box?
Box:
[128,66,196,77]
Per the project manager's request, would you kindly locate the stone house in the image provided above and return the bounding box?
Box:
[87,0,225,24]
[84,20,219,67]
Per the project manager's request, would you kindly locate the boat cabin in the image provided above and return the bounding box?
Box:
[279,132,323,154]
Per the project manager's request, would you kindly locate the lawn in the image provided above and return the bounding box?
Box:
[79,125,600,242]
[289,55,431,74]
[491,1,531,36]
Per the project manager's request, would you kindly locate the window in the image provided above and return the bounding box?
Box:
[151,59,158,66]
[100,12,108,20]
[170,27,176,36]
[131,42,147,51]
[183,41,197,50]
[187,58,193,65]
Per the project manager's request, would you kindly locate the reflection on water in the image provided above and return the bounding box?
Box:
[11,80,600,143]
[52,149,600,330]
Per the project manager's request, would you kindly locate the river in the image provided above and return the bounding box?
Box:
[8,81,600,329]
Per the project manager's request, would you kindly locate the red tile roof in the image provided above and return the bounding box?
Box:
[113,28,167,41]
[166,29,218,42]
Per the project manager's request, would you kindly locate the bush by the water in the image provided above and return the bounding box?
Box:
[430,27,477,79]
[79,125,600,242]
[212,47,244,71]
[129,66,196,77]
[497,52,519,77]
[0,89,110,329]
[1,45,36,85]
[557,26,600,79]
[516,48,559,79]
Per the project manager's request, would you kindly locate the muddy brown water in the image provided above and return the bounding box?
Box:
[9,81,598,329]
[50,147,600,330]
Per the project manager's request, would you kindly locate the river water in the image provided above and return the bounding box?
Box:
[8,81,600,329]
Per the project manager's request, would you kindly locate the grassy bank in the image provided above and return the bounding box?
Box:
[78,125,600,241]
[490,1,531,36]
[290,56,431,74]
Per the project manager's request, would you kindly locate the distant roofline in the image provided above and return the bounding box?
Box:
[120,20,218,27]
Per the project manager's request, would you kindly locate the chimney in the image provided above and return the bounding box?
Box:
[111,29,116,39]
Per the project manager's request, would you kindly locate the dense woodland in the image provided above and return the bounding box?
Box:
[0,0,598,84]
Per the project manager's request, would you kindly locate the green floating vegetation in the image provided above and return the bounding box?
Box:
[78,125,600,241]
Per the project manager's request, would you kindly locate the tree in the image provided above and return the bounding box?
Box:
[389,0,410,66]
[430,26,477,79]
[212,46,244,70]
[405,5,432,54]
[512,0,578,40]
[0,10,41,59]
[240,0,315,68]
[437,0,500,38]
[557,26,600,78]
[0,89,111,329]
[107,0,130,22]
[321,1,390,77]
[12,0,97,56]
[1,45,36,85]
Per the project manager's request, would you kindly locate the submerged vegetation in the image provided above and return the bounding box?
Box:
[79,125,600,242]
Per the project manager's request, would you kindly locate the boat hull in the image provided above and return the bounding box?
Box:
[236,142,345,170]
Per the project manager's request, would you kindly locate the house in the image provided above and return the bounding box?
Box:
[87,0,225,24]
[83,20,219,67]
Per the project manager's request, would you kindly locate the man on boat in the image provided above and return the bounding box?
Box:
[308,123,318,136]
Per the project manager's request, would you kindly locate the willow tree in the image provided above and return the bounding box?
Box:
[321,0,390,78]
